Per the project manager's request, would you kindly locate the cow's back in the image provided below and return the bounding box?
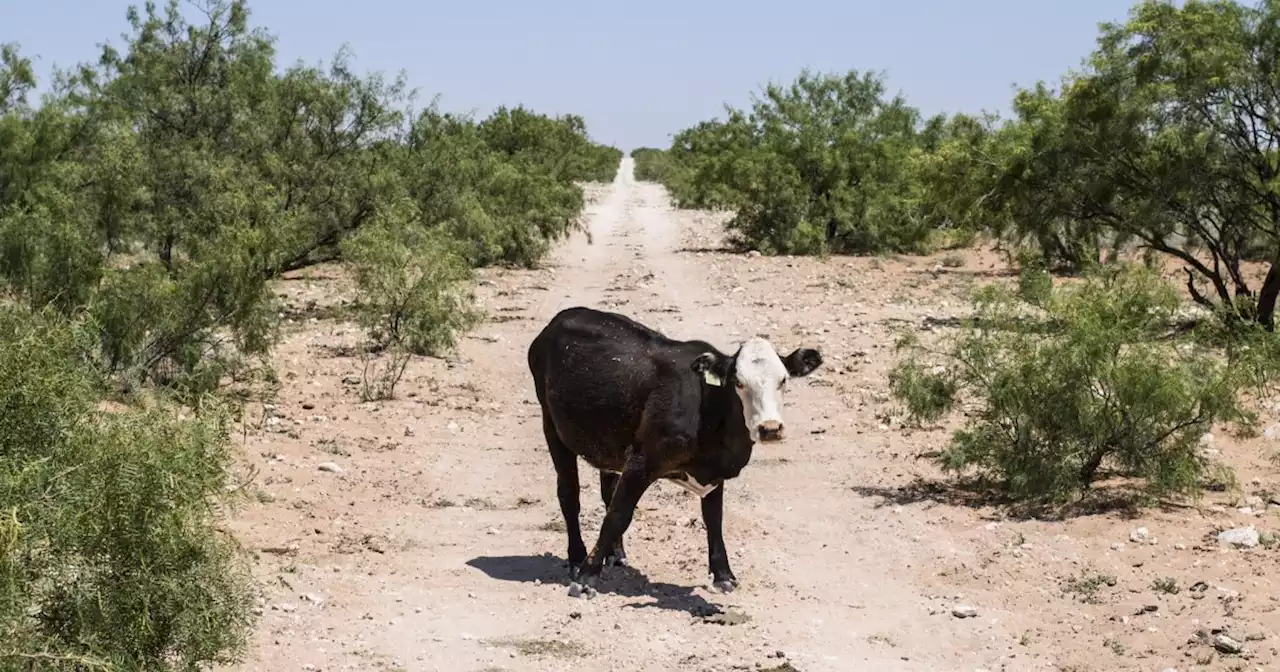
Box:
[528,308,695,470]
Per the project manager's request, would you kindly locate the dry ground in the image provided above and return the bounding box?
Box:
[223,158,1280,672]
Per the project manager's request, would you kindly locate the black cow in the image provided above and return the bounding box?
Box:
[527,306,823,598]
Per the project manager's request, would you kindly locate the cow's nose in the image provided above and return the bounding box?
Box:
[758,421,784,442]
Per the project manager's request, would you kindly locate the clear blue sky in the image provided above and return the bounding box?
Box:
[2,0,1136,150]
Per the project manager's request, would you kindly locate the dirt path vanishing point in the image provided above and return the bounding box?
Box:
[227,157,1280,672]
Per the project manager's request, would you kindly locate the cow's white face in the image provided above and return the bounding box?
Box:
[692,339,823,444]
[733,338,792,442]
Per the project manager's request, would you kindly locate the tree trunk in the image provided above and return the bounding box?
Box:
[1256,259,1280,331]
[1079,448,1107,488]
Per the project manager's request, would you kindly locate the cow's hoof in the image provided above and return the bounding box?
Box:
[568,581,598,599]
[709,577,738,594]
[603,550,628,568]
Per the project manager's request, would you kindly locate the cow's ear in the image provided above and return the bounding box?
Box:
[782,347,823,377]
[692,352,730,387]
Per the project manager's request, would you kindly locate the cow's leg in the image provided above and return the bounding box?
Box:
[542,413,586,581]
[701,482,737,593]
[570,451,655,598]
[599,471,627,567]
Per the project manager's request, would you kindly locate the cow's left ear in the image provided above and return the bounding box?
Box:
[782,347,823,377]
[692,352,732,387]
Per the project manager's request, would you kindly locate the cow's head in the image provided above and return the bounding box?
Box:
[692,337,822,443]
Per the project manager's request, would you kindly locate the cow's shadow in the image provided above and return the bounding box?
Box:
[466,553,723,614]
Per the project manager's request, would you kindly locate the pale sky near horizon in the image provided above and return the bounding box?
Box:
[2,0,1137,150]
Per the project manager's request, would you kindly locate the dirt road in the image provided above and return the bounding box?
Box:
[228,158,1280,672]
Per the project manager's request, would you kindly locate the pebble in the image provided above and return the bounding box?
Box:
[1130,527,1149,543]
[1213,633,1243,654]
[1111,543,1125,551]
[1217,526,1260,549]
[952,605,978,619]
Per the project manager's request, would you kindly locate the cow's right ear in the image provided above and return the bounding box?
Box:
[692,352,730,387]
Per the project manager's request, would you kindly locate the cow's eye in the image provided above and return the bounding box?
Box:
[734,379,745,390]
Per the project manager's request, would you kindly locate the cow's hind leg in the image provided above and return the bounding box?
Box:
[572,449,657,598]
[542,413,586,581]
[599,471,627,567]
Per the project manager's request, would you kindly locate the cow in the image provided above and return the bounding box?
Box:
[526,306,823,598]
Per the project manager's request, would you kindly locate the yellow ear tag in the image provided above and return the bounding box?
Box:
[703,371,723,387]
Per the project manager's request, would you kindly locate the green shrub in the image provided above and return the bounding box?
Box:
[0,307,255,669]
[890,264,1268,502]
[631,147,673,183]
[342,205,478,358]
[650,70,993,256]
[341,204,478,400]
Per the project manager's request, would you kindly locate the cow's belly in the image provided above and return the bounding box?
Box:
[596,467,720,498]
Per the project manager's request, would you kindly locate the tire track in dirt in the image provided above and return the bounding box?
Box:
[228,158,1027,672]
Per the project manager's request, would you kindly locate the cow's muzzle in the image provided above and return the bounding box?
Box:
[757,421,784,442]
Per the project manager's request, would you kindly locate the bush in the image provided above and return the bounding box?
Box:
[0,308,255,669]
[342,205,479,357]
[650,70,978,256]
[889,264,1270,503]
[0,2,619,396]
[631,147,673,183]
[341,203,478,400]
[477,105,621,183]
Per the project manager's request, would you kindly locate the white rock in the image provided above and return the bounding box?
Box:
[1217,526,1260,549]
[1213,633,1243,654]
[1130,527,1149,543]
[952,604,978,618]
[317,462,343,474]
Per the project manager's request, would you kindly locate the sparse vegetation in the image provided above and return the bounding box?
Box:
[891,263,1276,503]
[1063,569,1118,603]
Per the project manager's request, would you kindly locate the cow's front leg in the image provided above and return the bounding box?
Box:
[701,482,737,593]
[570,453,654,598]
